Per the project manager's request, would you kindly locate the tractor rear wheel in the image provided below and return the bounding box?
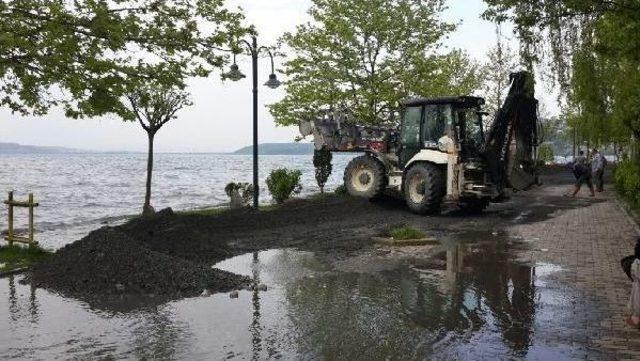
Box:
[344,155,386,199]
[403,163,445,214]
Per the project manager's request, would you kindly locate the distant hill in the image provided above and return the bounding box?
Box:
[232,142,314,155]
[0,142,85,154]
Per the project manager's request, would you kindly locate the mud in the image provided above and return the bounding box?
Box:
[29,166,604,310]
[28,227,250,309]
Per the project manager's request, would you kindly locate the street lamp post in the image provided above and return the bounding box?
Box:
[224,36,281,209]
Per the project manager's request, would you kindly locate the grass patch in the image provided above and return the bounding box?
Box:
[333,184,349,196]
[388,225,425,240]
[178,204,280,217]
[178,207,229,217]
[309,192,338,201]
[0,245,52,273]
[260,204,279,212]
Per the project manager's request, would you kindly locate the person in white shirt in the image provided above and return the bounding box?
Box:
[591,149,607,192]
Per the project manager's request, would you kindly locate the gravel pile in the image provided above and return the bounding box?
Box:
[30,227,249,301]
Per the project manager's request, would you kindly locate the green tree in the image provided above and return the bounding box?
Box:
[538,115,572,157]
[313,147,333,193]
[482,0,640,149]
[125,85,192,216]
[482,24,519,123]
[0,0,249,118]
[269,0,482,127]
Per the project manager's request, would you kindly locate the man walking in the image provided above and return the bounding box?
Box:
[591,148,607,192]
[568,150,595,197]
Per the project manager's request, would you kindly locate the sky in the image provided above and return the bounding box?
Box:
[0,0,549,153]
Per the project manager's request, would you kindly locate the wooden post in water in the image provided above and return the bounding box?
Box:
[7,191,13,247]
[28,193,34,248]
[4,191,39,247]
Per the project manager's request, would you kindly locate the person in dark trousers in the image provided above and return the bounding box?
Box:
[568,150,595,197]
[591,148,607,192]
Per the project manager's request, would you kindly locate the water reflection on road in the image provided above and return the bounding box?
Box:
[0,237,605,360]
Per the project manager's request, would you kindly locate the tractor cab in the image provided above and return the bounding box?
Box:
[397,96,485,167]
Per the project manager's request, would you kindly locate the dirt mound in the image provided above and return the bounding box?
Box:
[116,195,393,264]
[118,209,235,264]
[29,227,249,302]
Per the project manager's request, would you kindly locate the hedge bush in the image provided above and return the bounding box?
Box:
[266,168,302,204]
[614,159,640,209]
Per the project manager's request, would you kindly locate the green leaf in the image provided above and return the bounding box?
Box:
[0,0,251,118]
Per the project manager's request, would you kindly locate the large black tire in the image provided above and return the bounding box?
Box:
[403,163,445,214]
[343,155,386,199]
[458,198,490,213]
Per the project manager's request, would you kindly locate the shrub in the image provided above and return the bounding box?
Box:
[266,168,302,204]
[614,159,640,209]
[313,147,333,193]
[224,182,254,208]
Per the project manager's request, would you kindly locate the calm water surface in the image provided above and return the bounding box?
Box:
[0,153,357,249]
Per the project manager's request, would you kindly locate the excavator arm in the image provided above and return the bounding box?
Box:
[481,71,539,192]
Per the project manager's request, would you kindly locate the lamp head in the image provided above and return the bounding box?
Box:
[225,63,246,81]
[264,73,282,89]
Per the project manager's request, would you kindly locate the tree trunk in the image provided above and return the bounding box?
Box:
[572,126,576,159]
[143,130,156,216]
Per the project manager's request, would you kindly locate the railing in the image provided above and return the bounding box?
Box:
[3,191,39,248]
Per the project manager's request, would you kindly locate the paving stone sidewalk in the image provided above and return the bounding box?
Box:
[508,180,640,360]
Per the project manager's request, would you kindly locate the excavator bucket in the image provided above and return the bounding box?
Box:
[482,71,539,192]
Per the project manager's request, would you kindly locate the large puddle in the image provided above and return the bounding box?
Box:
[0,236,607,360]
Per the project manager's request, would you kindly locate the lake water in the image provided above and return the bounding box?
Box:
[0,153,358,249]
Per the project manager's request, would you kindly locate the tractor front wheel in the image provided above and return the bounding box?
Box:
[344,155,386,199]
[403,163,445,214]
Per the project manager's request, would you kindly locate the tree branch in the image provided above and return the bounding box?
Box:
[126,94,150,131]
